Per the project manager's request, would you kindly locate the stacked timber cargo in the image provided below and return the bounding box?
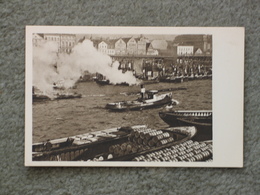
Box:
[100,127,212,162]
[105,127,177,159]
[78,125,213,162]
[132,140,212,162]
[128,127,175,147]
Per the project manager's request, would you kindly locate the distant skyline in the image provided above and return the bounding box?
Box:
[75,34,178,41]
[39,33,211,43]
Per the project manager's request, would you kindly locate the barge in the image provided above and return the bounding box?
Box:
[32,125,213,162]
[159,110,212,141]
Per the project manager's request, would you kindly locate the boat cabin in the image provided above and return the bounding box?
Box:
[147,90,158,99]
[145,90,158,100]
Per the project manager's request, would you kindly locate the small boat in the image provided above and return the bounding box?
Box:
[139,77,159,85]
[33,94,50,101]
[174,76,184,83]
[94,72,130,86]
[159,75,184,83]
[95,79,130,86]
[105,90,174,111]
[33,92,82,102]
[54,92,82,100]
[32,125,213,162]
[95,79,111,85]
[94,73,111,85]
[115,82,130,86]
[159,110,212,141]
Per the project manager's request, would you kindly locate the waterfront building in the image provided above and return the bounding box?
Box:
[98,41,108,54]
[146,43,159,56]
[43,34,60,49]
[173,34,212,56]
[91,39,101,50]
[96,40,116,55]
[43,34,76,53]
[203,35,212,55]
[115,38,127,55]
[194,48,203,56]
[126,37,138,55]
[107,40,116,56]
[60,34,76,53]
[177,45,194,56]
[32,33,44,47]
[137,36,148,55]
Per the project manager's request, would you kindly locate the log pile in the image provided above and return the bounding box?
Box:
[106,127,176,158]
[86,127,212,162]
[128,128,175,147]
[132,140,212,162]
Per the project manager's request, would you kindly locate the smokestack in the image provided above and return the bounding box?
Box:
[141,84,145,100]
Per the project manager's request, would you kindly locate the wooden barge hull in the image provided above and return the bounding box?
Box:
[32,125,213,162]
[32,126,134,161]
[159,110,212,126]
[159,110,212,141]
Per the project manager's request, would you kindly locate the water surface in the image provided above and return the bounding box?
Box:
[33,80,212,143]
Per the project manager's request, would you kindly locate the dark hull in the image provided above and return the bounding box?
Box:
[33,93,82,102]
[33,126,132,161]
[140,80,159,85]
[95,80,111,85]
[159,111,212,141]
[55,94,82,100]
[33,94,51,101]
[32,125,210,162]
[115,82,130,86]
[96,80,130,86]
[106,96,172,111]
[159,77,184,83]
[176,118,212,141]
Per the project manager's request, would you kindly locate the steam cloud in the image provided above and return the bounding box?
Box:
[33,39,138,95]
[33,41,59,95]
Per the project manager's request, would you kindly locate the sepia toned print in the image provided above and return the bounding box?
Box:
[31,31,212,163]
[25,26,244,167]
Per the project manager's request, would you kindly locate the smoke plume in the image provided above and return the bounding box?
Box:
[33,39,138,95]
[33,41,59,95]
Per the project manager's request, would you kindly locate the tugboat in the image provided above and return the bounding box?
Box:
[159,110,212,141]
[105,85,176,111]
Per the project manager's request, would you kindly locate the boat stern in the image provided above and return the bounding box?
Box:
[105,102,126,111]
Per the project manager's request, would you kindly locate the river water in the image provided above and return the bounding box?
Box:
[33,79,212,143]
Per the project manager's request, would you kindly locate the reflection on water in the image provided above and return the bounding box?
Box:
[33,80,212,143]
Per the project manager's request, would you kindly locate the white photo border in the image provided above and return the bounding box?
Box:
[25,26,244,167]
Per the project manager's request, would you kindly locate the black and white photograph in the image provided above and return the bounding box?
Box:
[25,26,244,167]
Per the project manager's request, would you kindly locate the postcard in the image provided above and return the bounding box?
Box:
[25,26,244,167]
